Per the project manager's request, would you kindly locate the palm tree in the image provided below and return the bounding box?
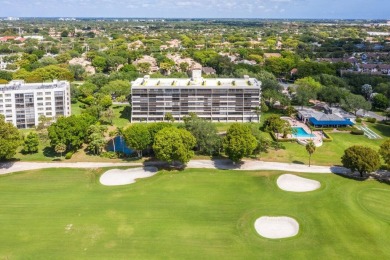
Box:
[305,140,316,167]
[109,130,118,152]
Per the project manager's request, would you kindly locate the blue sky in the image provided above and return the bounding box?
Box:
[0,0,389,19]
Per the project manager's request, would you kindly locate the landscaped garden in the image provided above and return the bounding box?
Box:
[1,168,390,259]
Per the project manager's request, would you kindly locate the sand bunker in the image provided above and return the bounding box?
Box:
[277,174,320,192]
[100,166,158,186]
[254,216,299,239]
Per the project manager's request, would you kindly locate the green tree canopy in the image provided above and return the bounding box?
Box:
[341,93,372,115]
[48,114,96,151]
[123,124,151,157]
[341,145,381,177]
[223,123,257,163]
[101,80,131,98]
[153,127,196,165]
[0,116,21,161]
[183,113,221,155]
[379,139,390,166]
[372,94,389,111]
[22,132,39,154]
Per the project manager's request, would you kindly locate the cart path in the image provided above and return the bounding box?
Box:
[0,159,349,175]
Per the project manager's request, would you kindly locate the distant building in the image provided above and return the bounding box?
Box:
[131,70,261,123]
[202,67,216,75]
[0,80,71,128]
[297,107,354,128]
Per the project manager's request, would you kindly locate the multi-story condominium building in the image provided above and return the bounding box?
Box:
[0,80,71,128]
[131,70,261,123]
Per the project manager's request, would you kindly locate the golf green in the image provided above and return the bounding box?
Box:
[0,168,389,259]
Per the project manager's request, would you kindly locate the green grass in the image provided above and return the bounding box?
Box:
[71,101,84,116]
[0,168,390,259]
[260,131,387,166]
[111,104,131,128]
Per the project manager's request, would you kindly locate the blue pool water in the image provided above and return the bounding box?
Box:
[107,136,133,155]
[292,127,315,138]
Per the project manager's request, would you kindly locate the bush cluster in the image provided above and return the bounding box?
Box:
[65,151,74,159]
[350,129,364,135]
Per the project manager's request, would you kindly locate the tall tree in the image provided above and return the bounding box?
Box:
[305,140,316,167]
[372,94,389,111]
[23,132,39,154]
[153,127,196,165]
[86,125,107,155]
[0,115,21,161]
[341,145,381,177]
[123,124,151,158]
[183,113,221,155]
[48,114,96,151]
[379,139,390,166]
[164,112,174,123]
[223,124,257,163]
[342,93,371,116]
[55,143,66,159]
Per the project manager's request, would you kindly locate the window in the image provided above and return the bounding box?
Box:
[45,97,51,101]
[37,92,43,96]
[37,97,43,101]
[46,112,52,116]
[5,99,11,102]
[46,102,51,106]
[5,94,11,97]
[5,104,12,108]
[45,92,51,95]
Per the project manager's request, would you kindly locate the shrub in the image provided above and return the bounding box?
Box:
[322,131,333,142]
[366,117,377,123]
[350,129,364,135]
[355,118,362,123]
[65,151,74,159]
[100,151,118,159]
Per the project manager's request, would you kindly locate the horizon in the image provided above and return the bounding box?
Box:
[0,0,389,20]
[1,17,389,21]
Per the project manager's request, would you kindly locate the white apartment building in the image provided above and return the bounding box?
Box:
[0,80,71,128]
[131,70,261,123]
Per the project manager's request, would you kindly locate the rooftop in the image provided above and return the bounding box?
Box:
[132,70,260,89]
[0,80,69,92]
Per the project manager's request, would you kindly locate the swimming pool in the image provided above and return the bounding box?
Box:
[107,136,133,155]
[292,127,315,138]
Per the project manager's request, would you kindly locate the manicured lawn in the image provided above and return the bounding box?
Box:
[0,168,389,259]
[259,131,386,166]
[71,101,84,115]
[111,104,131,128]
[71,101,131,128]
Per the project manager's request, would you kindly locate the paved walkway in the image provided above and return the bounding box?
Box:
[0,159,349,175]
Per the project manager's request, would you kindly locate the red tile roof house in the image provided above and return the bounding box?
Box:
[360,64,378,73]
[378,64,390,75]
[0,36,26,42]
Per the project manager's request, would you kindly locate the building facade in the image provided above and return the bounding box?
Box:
[131,71,261,123]
[0,80,71,128]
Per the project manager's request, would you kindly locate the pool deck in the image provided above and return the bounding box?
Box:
[279,117,323,147]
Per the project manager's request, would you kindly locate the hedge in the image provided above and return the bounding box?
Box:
[350,129,364,135]
[322,131,333,142]
[65,151,74,159]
